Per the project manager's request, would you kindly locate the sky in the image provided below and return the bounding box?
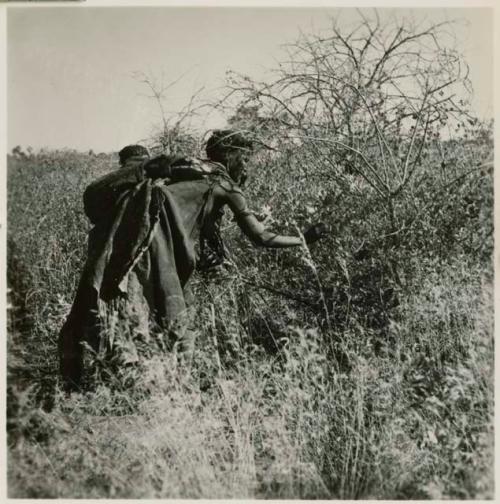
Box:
[7,6,493,152]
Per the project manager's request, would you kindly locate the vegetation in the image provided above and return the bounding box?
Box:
[7,13,493,499]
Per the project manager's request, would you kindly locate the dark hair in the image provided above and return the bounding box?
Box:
[118,144,149,165]
[205,130,253,163]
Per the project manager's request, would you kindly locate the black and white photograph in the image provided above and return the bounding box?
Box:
[5,1,495,499]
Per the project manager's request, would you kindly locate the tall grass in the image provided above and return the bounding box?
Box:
[7,146,493,499]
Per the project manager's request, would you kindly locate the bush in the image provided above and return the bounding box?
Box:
[7,138,493,498]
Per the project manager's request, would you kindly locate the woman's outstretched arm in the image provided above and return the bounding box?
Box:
[213,183,325,248]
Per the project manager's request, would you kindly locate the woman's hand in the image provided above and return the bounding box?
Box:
[303,223,328,244]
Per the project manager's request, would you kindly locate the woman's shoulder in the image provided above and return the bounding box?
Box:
[216,177,243,194]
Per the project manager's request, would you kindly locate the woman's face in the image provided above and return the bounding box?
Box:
[226,150,251,186]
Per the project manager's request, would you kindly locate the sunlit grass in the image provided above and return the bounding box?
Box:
[7,148,493,499]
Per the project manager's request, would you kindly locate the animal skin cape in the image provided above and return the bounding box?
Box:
[58,158,223,382]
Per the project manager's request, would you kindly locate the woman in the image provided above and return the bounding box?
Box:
[59,130,325,388]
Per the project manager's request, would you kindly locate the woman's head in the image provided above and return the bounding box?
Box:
[206,130,253,185]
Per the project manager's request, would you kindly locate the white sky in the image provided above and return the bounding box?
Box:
[7,6,493,152]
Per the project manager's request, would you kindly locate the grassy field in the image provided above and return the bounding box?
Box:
[6,137,494,498]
